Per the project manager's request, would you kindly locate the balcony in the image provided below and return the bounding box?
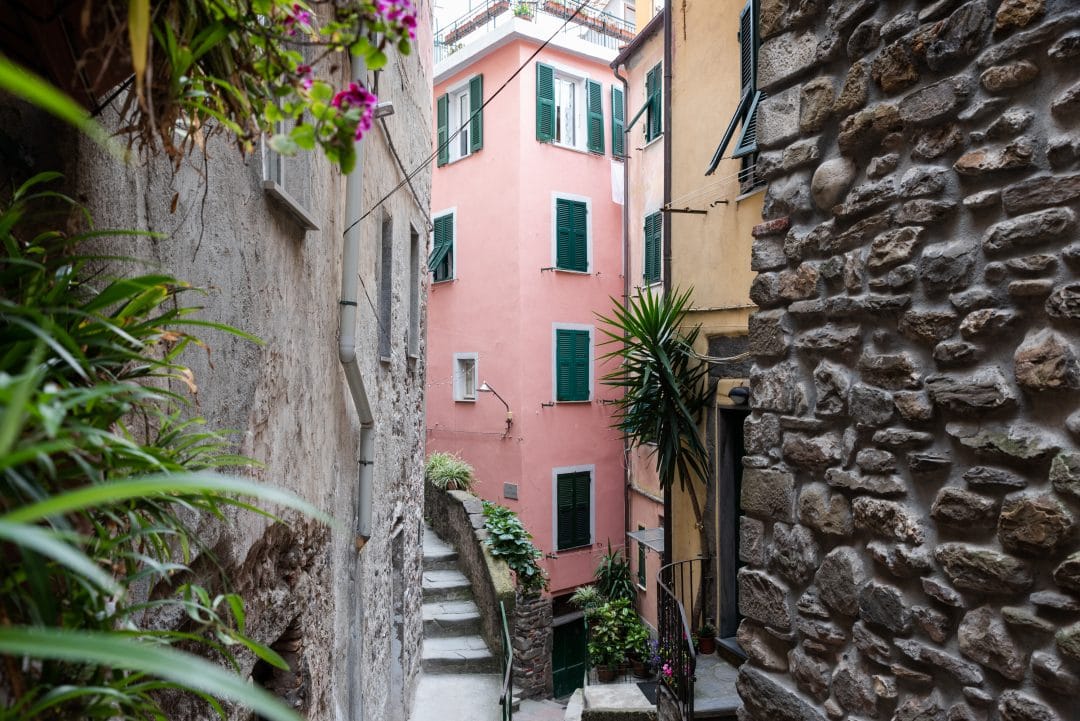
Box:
[434,0,636,65]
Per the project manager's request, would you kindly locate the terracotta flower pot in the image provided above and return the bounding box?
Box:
[597,665,617,683]
[697,635,716,655]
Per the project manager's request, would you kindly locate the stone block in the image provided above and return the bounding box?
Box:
[758,86,802,150]
[742,467,796,522]
[900,75,975,125]
[759,30,821,92]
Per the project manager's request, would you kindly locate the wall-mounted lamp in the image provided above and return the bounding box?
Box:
[728,386,750,405]
[373,101,395,118]
[479,382,513,435]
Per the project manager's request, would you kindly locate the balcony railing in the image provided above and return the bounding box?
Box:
[434,0,636,64]
[657,559,703,721]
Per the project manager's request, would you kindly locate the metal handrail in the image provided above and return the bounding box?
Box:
[498,601,514,721]
[657,560,700,721]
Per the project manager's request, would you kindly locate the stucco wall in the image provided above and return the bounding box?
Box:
[3,5,434,719]
[427,37,626,596]
[740,2,1080,721]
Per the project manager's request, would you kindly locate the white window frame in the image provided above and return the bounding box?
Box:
[551,323,594,403]
[261,115,320,231]
[551,464,596,554]
[453,352,478,402]
[445,76,477,164]
[431,208,457,282]
[550,192,593,273]
[546,63,590,153]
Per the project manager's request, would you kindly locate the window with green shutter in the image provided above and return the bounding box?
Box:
[469,74,484,153]
[611,86,625,157]
[555,328,590,402]
[556,471,591,550]
[707,0,764,176]
[643,211,662,284]
[586,79,604,154]
[436,93,449,167]
[645,63,662,142]
[429,212,454,282]
[637,525,647,588]
[536,62,556,142]
[555,198,588,272]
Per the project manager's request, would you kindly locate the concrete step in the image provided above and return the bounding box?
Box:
[422,635,499,674]
[422,569,473,603]
[423,599,483,637]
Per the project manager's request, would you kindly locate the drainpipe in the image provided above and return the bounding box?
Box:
[341,56,376,545]
[612,62,633,568]
[662,0,673,566]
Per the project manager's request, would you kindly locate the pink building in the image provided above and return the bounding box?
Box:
[426,1,634,697]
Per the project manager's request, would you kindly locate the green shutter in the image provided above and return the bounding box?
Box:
[470,74,483,152]
[586,79,604,154]
[707,0,758,173]
[436,93,449,167]
[557,474,575,550]
[637,526,647,587]
[644,212,661,284]
[429,214,454,280]
[645,64,662,142]
[555,199,588,272]
[556,329,590,401]
[556,471,591,550]
[611,86,625,157]
[536,62,555,142]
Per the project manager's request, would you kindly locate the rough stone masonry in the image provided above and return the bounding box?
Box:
[742,1,1080,720]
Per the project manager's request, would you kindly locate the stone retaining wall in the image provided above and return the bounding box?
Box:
[512,591,554,699]
[740,2,1080,720]
[425,485,516,662]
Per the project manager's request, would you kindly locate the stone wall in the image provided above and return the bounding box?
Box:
[512,592,554,699]
[740,2,1080,721]
[425,486,517,660]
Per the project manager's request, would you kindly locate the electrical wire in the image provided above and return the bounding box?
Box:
[342,0,595,237]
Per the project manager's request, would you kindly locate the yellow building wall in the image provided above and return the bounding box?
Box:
[668,0,761,586]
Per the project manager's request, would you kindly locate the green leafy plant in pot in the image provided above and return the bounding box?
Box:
[697,621,716,654]
[587,598,636,681]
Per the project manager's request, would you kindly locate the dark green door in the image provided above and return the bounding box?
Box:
[552,618,587,698]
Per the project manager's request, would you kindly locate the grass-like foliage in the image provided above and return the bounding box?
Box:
[597,287,712,494]
[481,501,548,597]
[424,451,476,492]
[594,542,635,604]
[0,173,324,720]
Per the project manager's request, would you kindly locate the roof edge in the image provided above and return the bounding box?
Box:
[610,9,665,69]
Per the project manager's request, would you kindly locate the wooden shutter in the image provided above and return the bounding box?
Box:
[557,473,575,550]
[708,0,759,171]
[571,472,590,547]
[536,63,555,142]
[611,86,625,157]
[739,0,755,97]
[586,79,604,154]
[645,64,662,141]
[436,93,449,166]
[556,199,588,272]
[469,74,483,152]
[644,212,661,284]
[556,328,590,401]
[428,214,453,279]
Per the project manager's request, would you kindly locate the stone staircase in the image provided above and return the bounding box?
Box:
[421,525,500,675]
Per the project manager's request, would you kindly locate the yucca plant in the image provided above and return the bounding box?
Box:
[597,287,712,524]
[0,173,324,721]
[424,451,476,492]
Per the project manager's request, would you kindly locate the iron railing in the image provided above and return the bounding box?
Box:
[657,559,704,721]
[499,601,514,721]
[434,0,635,64]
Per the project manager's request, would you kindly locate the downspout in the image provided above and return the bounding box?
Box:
[341,55,376,545]
[341,54,373,721]
[612,62,632,570]
[662,0,673,566]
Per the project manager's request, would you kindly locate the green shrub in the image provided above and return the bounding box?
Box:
[595,542,636,603]
[586,597,638,668]
[481,500,548,596]
[0,173,321,721]
[424,451,476,491]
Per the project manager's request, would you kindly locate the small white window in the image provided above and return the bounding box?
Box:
[262,115,320,231]
[556,76,578,148]
[454,353,478,401]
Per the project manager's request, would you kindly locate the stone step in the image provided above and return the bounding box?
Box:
[422,635,499,674]
[422,525,460,571]
[422,569,474,603]
[423,599,483,637]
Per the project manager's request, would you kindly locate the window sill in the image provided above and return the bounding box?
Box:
[454,398,477,403]
[641,134,664,150]
[431,277,456,285]
[446,151,475,165]
[554,543,593,555]
[263,180,320,231]
[379,356,391,365]
[736,185,767,203]
[545,140,592,156]
[552,267,590,275]
[555,399,592,404]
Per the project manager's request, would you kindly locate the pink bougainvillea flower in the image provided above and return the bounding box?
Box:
[296,64,313,90]
[283,3,312,36]
[662,663,673,678]
[374,0,418,39]
[331,81,378,140]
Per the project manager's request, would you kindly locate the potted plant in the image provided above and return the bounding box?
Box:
[513,2,534,19]
[587,598,635,681]
[625,620,652,678]
[697,621,716,655]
